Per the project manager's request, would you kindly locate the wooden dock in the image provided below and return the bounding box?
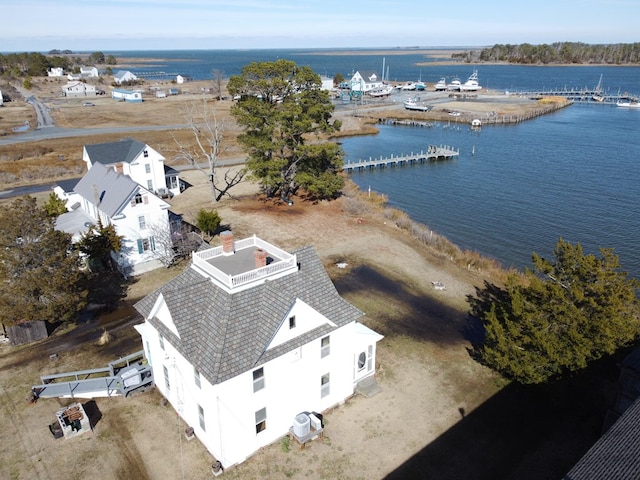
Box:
[343,145,459,173]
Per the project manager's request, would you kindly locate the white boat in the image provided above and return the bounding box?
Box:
[434,77,447,91]
[617,100,640,108]
[447,78,462,91]
[401,82,416,91]
[369,84,394,97]
[460,70,482,91]
[404,96,432,111]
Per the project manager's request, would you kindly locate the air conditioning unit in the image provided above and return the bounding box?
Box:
[293,413,310,437]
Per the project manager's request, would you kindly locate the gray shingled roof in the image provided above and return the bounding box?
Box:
[564,395,640,479]
[134,245,363,385]
[55,177,81,194]
[85,139,146,166]
[74,162,139,218]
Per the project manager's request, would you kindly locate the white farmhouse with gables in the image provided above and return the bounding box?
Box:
[56,162,172,275]
[83,138,181,198]
[134,232,383,468]
[349,71,383,93]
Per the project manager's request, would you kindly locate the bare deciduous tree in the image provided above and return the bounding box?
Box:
[173,97,246,203]
[211,69,225,100]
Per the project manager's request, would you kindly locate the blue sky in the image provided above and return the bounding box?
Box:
[3,0,638,52]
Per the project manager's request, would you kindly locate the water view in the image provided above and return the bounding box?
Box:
[115,50,640,278]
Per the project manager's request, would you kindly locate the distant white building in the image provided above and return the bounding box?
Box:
[111,88,142,103]
[320,76,335,91]
[48,67,64,77]
[80,66,99,78]
[349,71,383,93]
[176,74,192,84]
[113,70,138,85]
[62,81,97,97]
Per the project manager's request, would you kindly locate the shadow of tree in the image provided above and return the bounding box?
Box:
[383,352,626,480]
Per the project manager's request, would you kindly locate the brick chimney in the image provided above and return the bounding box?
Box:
[221,230,234,254]
[114,163,124,174]
[254,248,267,268]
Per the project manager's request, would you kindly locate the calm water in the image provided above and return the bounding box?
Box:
[112,50,640,277]
[342,104,640,277]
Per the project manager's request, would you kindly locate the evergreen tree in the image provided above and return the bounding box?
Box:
[0,196,87,326]
[43,192,67,217]
[227,59,344,201]
[196,208,221,239]
[469,238,640,384]
[77,218,123,271]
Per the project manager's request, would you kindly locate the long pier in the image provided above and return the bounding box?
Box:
[343,145,459,173]
[510,88,638,104]
[135,71,179,78]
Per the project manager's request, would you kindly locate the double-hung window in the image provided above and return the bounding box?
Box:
[321,336,330,358]
[255,407,267,434]
[253,367,265,392]
[321,373,330,398]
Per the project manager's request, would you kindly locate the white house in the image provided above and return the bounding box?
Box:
[320,76,335,91]
[113,70,138,85]
[111,88,142,103]
[48,67,64,77]
[55,162,173,275]
[134,232,383,468]
[349,71,383,93]
[62,81,97,97]
[83,138,181,198]
[80,66,99,78]
[176,74,192,84]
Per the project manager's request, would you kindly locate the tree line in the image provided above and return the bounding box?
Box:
[453,42,640,64]
[0,51,116,78]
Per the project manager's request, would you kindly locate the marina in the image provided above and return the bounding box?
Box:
[342,145,459,172]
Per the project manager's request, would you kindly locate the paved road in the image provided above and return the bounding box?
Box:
[1,85,192,146]
[0,124,192,146]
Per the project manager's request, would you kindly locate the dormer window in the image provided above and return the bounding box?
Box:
[131,193,148,206]
[289,316,296,329]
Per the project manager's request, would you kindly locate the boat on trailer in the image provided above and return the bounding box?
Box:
[447,78,462,91]
[369,84,394,97]
[461,70,482,91]
[404,96,432,111]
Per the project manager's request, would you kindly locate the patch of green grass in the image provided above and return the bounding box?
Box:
[281,435,290,453]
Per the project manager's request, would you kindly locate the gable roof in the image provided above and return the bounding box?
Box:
[74,162,140,218]
[135,245,363,384]
[85,139,146,166]
[114,70,136,79]
[352,71,380,84]
[564,395,640,479]
[55,178,81,194]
